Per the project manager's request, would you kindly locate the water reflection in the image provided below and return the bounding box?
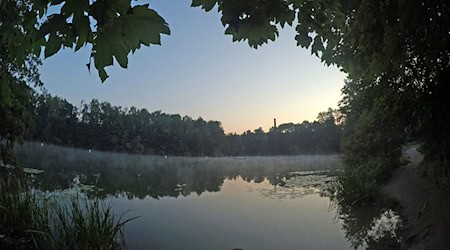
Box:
[258,172,334,200]
[17,144,341,199]
[333,199,402,249]
[37,164,339,201]
[14,143,402,249]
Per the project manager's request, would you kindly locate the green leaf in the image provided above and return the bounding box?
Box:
[74,16,91,51]
[98,67,109,82]
[50,0,65,5]
[112,0,131,15]
[32,0,50,18]
[191,0,217,11]
[0,73,11,107]
[45,33,63,58]
[37,14,68,39]
[93,35,114,69]
[92,4,170,81]
[311,36,324,56]
[295,31,312,48]
[61,0,89,18]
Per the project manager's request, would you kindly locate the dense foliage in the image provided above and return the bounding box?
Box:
[0,0,169,83]
[24,93,342,156]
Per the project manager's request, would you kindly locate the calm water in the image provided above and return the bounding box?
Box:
[110,175,349,250]
[15,143,402,249]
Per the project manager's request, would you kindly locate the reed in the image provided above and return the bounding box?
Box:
[51,195,138,249]
[0,173,137,249]
[0,174,51,248]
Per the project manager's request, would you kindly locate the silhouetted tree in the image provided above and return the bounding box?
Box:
[23,93,342,156]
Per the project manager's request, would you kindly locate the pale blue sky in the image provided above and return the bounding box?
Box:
[39,1,346,134]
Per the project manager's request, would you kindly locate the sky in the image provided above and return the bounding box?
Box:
[39,0,346,134]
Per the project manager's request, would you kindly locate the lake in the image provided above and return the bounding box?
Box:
[14,142,401,249]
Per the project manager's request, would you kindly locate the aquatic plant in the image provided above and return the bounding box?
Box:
[51,195,138,249]
[334,161,381,206]
[0,174,51,248]
[367,210,402,242]
[0,173,137,249]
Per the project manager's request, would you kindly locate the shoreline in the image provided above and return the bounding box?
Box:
[382,147,450,249]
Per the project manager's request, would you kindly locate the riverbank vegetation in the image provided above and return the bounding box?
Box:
[0,172,136,249]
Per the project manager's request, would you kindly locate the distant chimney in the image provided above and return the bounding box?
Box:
[274,118,277,128]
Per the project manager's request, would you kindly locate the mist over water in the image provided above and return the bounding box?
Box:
[13,142,401,249]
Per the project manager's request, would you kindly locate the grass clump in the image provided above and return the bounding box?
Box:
[0,173,137,249]
[333,156,398,206]
[335,160,381,205]
[0,173,51,248]
[52,196,138,249]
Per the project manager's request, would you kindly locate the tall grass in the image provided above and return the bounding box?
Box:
[51,196,138,249]
[0,173,51,248]
[332,157,396,206]
[0,173,137,249]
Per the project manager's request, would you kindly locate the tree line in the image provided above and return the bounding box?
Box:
[23,92,342,157]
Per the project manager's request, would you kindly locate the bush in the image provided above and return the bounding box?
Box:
[335,157,396,206]
[337,92,406,206]
[420,158,450,191]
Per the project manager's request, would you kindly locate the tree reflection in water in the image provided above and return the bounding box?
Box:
[330,194,402,249]
[16,143,402,249]
[16,143,341,199]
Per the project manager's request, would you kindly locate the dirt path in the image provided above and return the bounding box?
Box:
[382,147,450,249]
